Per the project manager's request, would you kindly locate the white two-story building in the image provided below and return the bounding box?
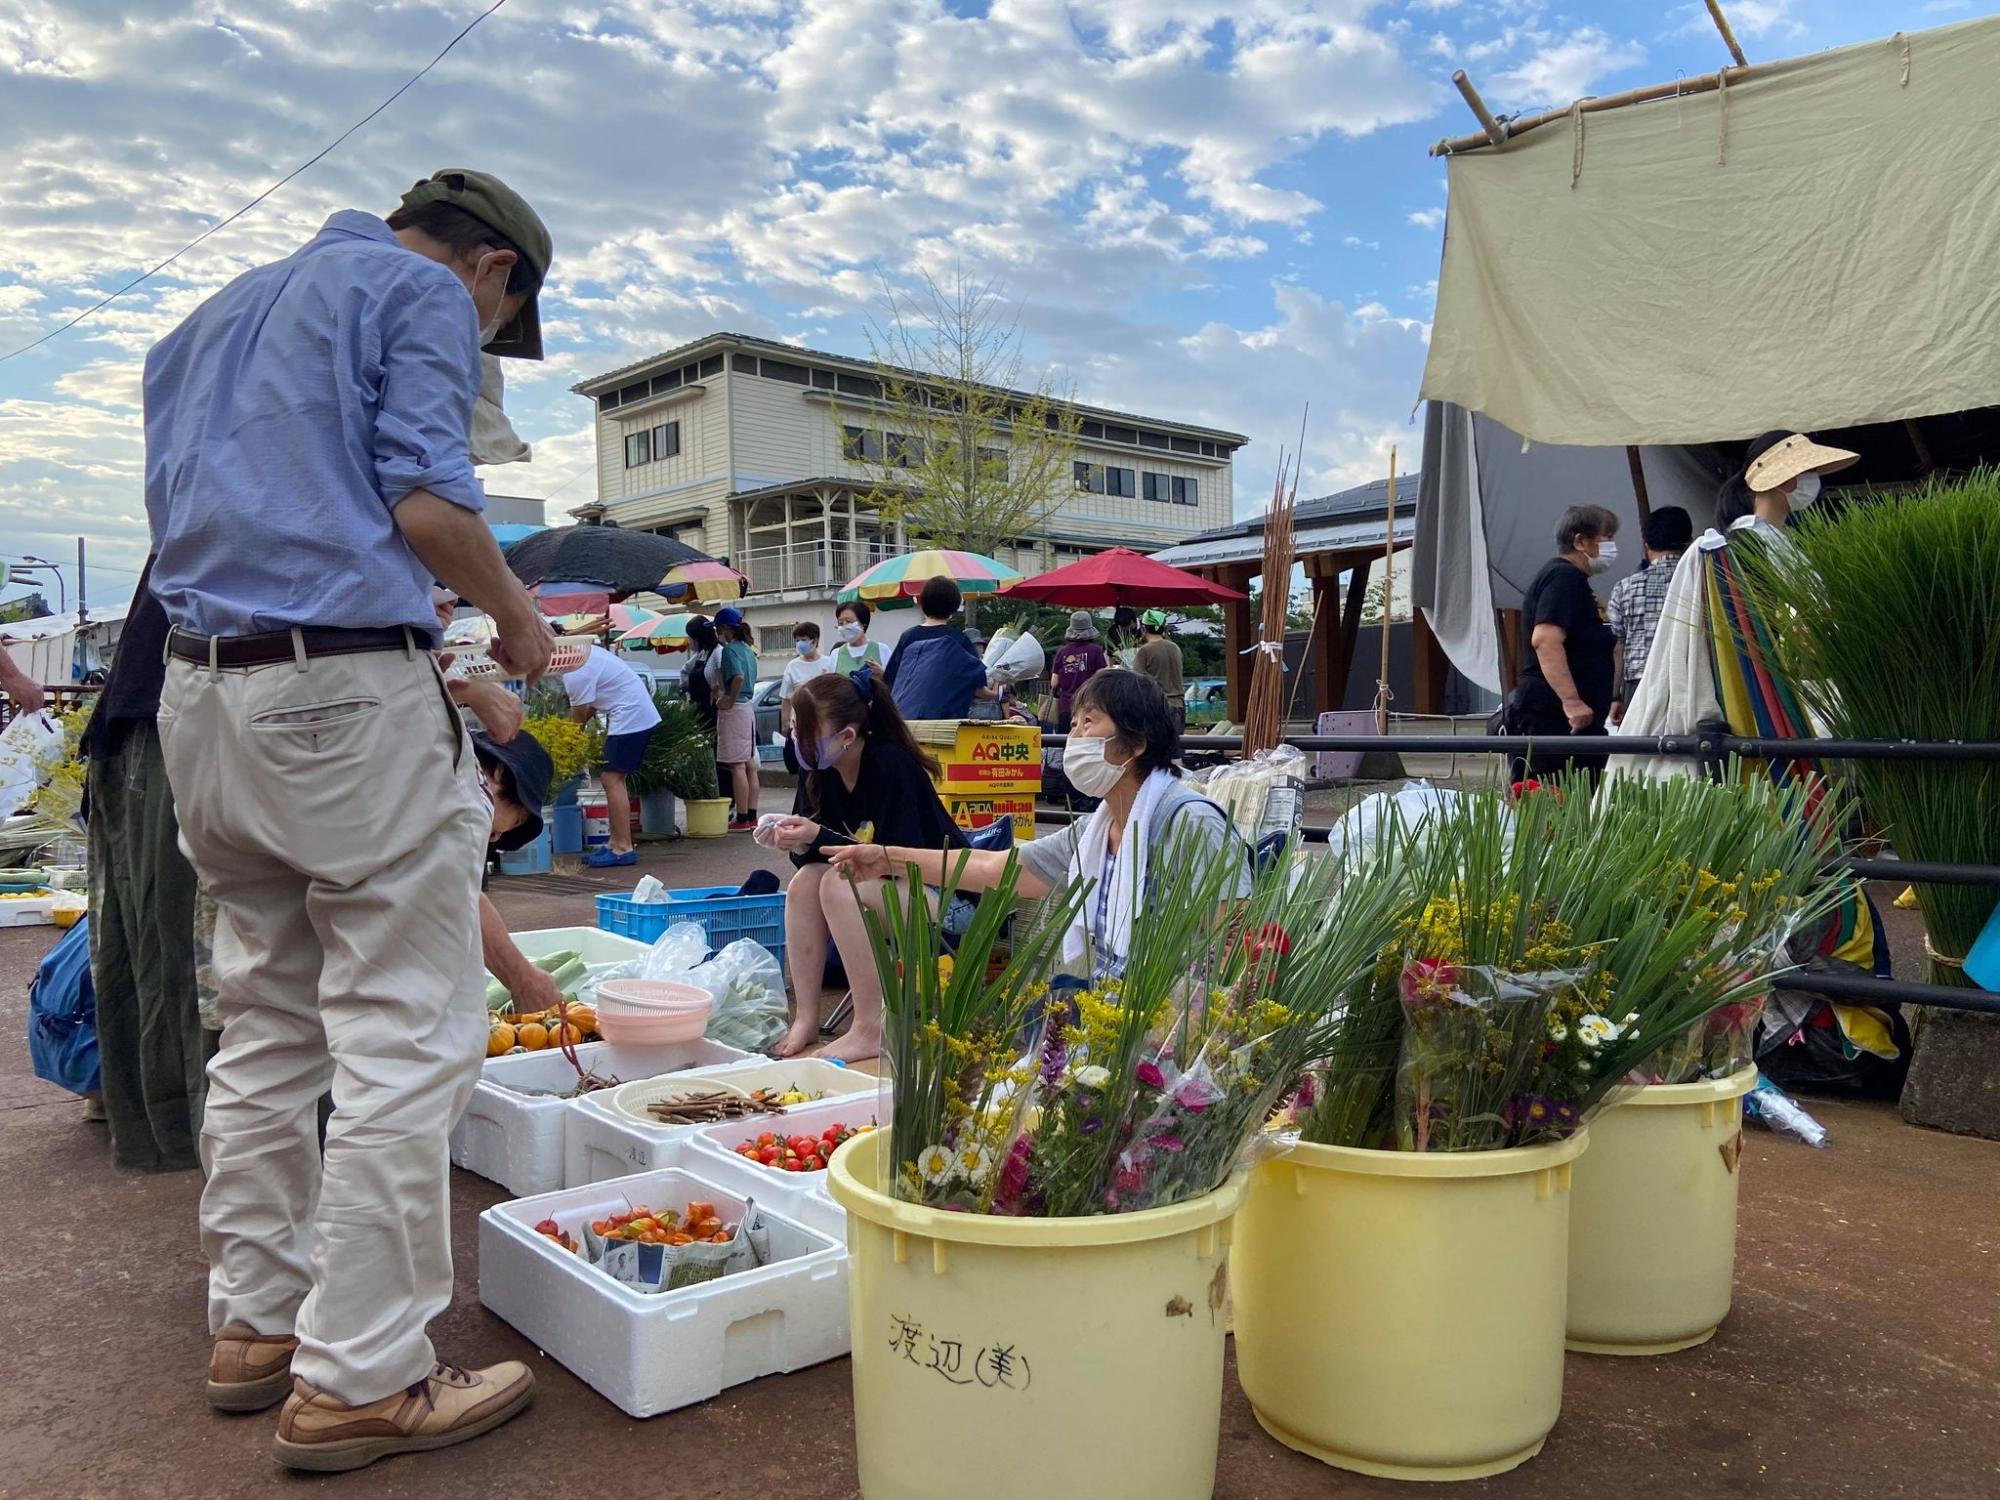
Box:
[571,332,1246,644]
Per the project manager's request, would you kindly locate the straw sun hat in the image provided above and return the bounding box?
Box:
[1746,433,1859,495]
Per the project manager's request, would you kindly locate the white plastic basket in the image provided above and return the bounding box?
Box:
[477,1166,849,1417]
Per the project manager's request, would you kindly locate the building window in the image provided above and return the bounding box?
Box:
[1073,461,1104,494]
[976,446,1008,478]
[887,432,925,468]
[624,431,651,468]
[731,353,757,373]
[1142,471,1171,502]
[1172,475,1198,505]
[651,369,682,396]
[1169,436,1200,455]
[651,421,681,460]
[700,355,724,378]
[812,369,836,389]
[843,426,883,462]
[760,358,812,385]
[1105,466,1136,498]
[837,373,881,399]
[1138,430,1169,450]
[1103,423,1138,446]
[1080,420,1104,440]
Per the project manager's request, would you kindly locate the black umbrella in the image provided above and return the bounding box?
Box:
[502,525,714,596]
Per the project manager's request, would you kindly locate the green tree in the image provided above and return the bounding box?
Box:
[836,270,1082,569]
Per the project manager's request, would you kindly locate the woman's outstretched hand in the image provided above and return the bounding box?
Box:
[825,842,889,881]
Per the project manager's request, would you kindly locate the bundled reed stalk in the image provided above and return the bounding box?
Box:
[1733,474,2000,987]
[1242,458,1298,757]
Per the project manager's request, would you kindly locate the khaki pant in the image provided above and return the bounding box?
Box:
[158,646,488,1405]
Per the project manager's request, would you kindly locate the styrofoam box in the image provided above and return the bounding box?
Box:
[563,1058,876,1190]
[452,1039,749,1196]
[0,896,55,927]
[509,925,652,967]
[685,1094,887,1238]
[478,1166,849,1417]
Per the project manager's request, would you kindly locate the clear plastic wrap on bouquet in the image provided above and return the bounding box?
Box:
[1394,960,1596,1152]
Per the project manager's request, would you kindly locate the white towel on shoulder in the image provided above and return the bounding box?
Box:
[1062,768,1175,967]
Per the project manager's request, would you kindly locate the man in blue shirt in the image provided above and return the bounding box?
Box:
[146,169,552,1472]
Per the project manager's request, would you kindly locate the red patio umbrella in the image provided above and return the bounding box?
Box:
[1001,547,1247,607]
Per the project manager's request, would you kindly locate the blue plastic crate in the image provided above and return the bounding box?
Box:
[596,885,787,972]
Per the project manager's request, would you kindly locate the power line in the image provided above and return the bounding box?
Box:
[0,0,512,365]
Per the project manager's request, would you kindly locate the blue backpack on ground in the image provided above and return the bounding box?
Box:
[28,916,99,1096]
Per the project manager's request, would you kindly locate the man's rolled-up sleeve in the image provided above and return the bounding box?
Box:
[373,278,485,512]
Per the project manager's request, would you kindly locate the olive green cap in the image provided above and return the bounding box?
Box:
[399,168,552,360]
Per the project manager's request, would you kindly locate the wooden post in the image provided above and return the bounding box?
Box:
[1432,63,1764,156]
[1706,0,1749,67]
[1497,606,1523,692]
[1904,419,1937,476]
[1221,564,1254,724]
[1310,570,1338,716]
[1336,556,1370,710]
[1452,70,1507,148]
[1377,449,1398,733]
[1625,446,1653,524]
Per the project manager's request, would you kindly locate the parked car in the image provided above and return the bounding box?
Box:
[753,677,783,760]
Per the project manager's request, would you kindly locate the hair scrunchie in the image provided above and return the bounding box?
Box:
[850,667,876,703]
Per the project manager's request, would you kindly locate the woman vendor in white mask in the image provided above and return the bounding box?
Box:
[826,669,1245,980]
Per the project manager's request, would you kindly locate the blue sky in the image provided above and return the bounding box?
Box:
[0,0,1969,609]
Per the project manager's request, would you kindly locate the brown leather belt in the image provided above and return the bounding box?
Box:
[167,625,432,669]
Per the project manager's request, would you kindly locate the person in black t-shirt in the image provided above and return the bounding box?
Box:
[1510,503,1621,784]
[758,668,966,1062]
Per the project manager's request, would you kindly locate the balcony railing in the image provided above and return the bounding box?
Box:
[739,540,900,595]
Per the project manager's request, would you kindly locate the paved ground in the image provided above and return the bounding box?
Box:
[3,829,1997,1499]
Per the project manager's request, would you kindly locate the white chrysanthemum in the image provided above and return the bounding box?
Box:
[918,1144,956,1186]
[958,1144,994,1186]
[1548,1021,1569,1043]
[1577,1014,1621,1048]
[1072,1065,1111,1089]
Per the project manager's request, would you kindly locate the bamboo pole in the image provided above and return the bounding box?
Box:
[1375,448,1397,735]
[1625,445,1654,523]
[1706,0,1750,68]
[1432,63,1769,155]
[1452,70,1507,148]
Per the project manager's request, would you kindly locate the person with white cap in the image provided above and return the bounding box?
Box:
[145,167,554,1470]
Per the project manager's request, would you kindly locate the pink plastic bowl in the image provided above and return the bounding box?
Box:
[595,1006,710,1045]
[596,980,712,1014]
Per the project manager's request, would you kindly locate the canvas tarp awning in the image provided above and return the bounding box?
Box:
[1421,15,2000,448]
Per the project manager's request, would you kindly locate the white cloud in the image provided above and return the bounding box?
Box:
[1495,27,1645,107]
[0,0,1464,602]
[1677,1,1804,40]
[1407,207,1445,229]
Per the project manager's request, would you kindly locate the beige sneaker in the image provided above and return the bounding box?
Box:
[208,1324,301,1413]
[271,1361,534,1473]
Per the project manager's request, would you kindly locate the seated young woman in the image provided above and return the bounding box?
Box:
[761,669,967,1062]
[828,669,1245,983]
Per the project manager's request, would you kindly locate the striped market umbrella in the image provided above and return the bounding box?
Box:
[618,612,697,647]
[838,548,1020,610]
[609,602,660,632]
[660,561,747,604]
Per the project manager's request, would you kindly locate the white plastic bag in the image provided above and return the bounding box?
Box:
[1323,781,1482,867]
[0,711,65,821]
[639,921,712,982]
[687,939,788,1052]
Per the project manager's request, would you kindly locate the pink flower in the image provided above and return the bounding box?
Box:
[1111,1162,1148,1195]
[1135,1061,1167,1091]
[1400,958,1461,1008]
[1173,1075,1222,1113]
[1151,1135,1186,1153]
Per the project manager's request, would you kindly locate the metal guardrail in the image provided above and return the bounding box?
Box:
[1031,727,2000,1016]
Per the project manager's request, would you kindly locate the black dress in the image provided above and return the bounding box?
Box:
[790,741,966,866]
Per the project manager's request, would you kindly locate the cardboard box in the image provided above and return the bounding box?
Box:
[940,791,1037,843]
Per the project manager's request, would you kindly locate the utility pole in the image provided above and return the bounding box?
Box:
[76,536,87,630]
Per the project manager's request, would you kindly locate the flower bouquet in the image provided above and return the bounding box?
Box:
[862,834,1409,1217]
[1300,771,1843,1152]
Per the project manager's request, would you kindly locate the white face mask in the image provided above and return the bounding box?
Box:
[1587,538,1617,575]
[835,621,863,644]
[1062,734,1131,798]
[1790,471,1823,508]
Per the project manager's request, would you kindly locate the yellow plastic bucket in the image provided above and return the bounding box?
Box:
[827,1136,1248,1500]
[683,797,732,838]
[1566,1066,1756,1355]
[1232,1132,1589,1482]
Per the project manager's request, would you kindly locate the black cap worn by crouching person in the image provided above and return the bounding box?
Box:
[472,730,553,852]
[399,168,553,360]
